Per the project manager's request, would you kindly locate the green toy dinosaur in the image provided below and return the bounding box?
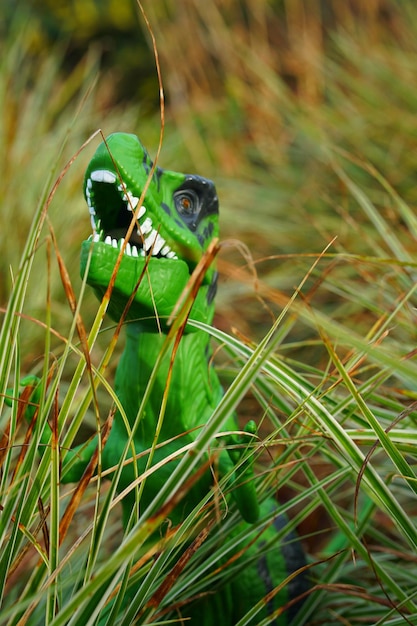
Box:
[12,133,309,623]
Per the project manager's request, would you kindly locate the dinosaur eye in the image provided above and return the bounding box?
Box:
[174,189,200,216]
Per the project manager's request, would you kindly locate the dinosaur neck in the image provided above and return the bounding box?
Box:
[115,322,222,441]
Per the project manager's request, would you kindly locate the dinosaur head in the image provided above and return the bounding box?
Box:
[81,133,219,331]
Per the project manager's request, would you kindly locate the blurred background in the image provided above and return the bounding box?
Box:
[2,0,417,370]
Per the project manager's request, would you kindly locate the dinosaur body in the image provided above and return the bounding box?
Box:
[13,133,308,623]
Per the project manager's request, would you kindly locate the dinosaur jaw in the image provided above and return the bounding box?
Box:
[80,239,215,331]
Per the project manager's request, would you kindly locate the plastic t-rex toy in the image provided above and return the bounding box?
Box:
[11,133,308,624]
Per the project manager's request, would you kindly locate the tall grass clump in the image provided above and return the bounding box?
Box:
[3,154,417,623]
[2,1,417,624]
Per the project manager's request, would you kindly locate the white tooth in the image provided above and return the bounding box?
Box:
[167,251,177,259]
[91,170,116,184]
[132,246,138,257]
[125,242,132,256]
[128,193,139,209]
[138,205,146,219]
[105,235,112,245]
[112,239,118,248]
[104,171,116,183]
[161,245,171,256]
[90,215,96,230]
[140,217,153,235]
[140,249,146,257]
[87,179,92,189]
[89,206,96,215]
[93,233,100,242]
[144,230,158,252]
[151,234,166,256]
[119,237,125,249]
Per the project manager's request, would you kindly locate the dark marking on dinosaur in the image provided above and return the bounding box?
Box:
[197,222,215,246]
[256,541,276,622]
[161,202,172,217]
[154,166,163,193]
[207,271,218,305]
[272,515,309,621]
[142,152,151,177]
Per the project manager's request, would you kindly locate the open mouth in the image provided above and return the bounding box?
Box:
[85,168,178,260]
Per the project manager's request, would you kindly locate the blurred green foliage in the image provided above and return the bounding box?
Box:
[3,0,158,108]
